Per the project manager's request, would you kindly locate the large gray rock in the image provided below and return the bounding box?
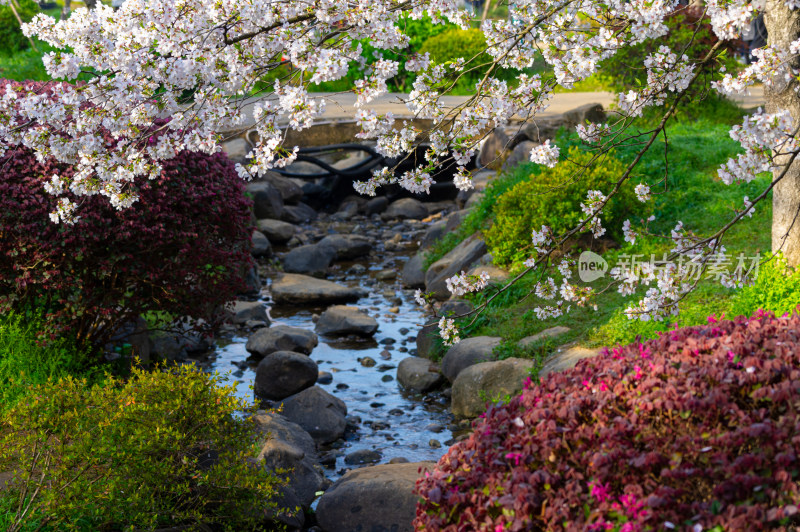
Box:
[245,325,319,358]
[257,218,297,244]
[282,244,336,276]
[562,103,606,128]
[252,230,272,258]
[255,351,318,400]
[271,274,366,305]
[316,462,434,532]
[519,119,563,144]
[401,252,426,289]
[419,220,447,250]
[518,326,571,348]
[441,336,502,382]
[280,386,347,445]
[381,198,428,221]
[247,181,285,220]
[425,234,488,299]
[397,357,444,393]
[315,306,378,337]
[539,346,602,378]
[317,234,372,260]
[282,202,317,224]
[229,300,270,325]
[479,128,510,168]
[451,357,536,418]
[364,196,388,215]
[502,140,537,171]
[261,172,304,204]
[253,412,326,509]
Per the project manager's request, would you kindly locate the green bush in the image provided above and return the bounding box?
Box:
[729,253,800,318]
[0,0,39,55]
[0,311,101,412]
[0,365,285,531]
[485,147,636,268]
[419,28,496,92]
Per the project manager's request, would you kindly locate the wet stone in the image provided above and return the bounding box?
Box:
[344,449,382,465]
[388,409,404,416]
[360,357,376,367]
[399,328,410,335]
[380,338,396,345]
[370,402,385,408]
[336,383,349,390]
[317,371,333,384]
[377,364,395,372]
[425,423,444,433]
[381,375,394,382]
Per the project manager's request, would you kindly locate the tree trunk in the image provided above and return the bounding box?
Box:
[767,0,800,265]
[60,0,71,20]
[84,0,97,10]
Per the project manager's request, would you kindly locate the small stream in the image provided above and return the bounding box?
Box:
[207,250,455,480]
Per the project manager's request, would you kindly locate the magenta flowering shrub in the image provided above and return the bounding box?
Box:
[0,86,253,346]
[415,310,800,531]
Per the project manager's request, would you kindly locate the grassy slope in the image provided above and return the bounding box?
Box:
[446,113,773,364]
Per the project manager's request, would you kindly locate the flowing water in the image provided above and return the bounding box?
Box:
[208,251,454,480]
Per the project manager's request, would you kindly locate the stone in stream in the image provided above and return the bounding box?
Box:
[317,234,372,260]
[254,351,318,400]
[441,336,502,382]
[344,449,382,465]
[228,300,270,326]
[246,181,285,220]
[257,218,297,243]
[245,325,319,358]
[451,357,537,419]
[315,462,435,532]
[279,386,348,445]
[381,198,428,221]
[282,244,336,277]
[359,356,376,367]
[260,171,304,204]
[282,202,317,224]
[424,233,488,300]
[251,229,272,258]
[317,371,333,384]
[253,412,327,510]
[364,196,388,215]
[271,274,366,305]
[400,252,426,289]
[397,356,445,393]
[315,306,379,337]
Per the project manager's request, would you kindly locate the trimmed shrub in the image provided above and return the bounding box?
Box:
[485,147,636,268]
[419,29,496,91]
[0,0,39,55]
[415,310,800,530]
[0,83,253,348]
[0,364,285,531]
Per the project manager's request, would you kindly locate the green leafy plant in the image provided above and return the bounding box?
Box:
[0,0,39,55]
[485,147,636,268]
[0,365,285,531]
[729,253,800,317]
[0,311,101,412]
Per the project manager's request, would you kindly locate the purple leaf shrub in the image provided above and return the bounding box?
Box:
[0,81,253,346]
[415,310,800,531]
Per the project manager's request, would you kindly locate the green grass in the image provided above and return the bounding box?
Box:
[0,311,103,412]
[439,114,774,367]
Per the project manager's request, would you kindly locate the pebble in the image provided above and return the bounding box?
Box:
[376,364,395,372]
[336,383,349,390]
[370,402,385,408]
[360,357,376,367]
[388,307,400,313]
[381,375,394,382]
[399,327,410,335]
[425,423,445,433]
[376,270,397,281]
[388,408,404,416]
[379,350,392,359]
[317,371,333,384]
[429,439,442,448]
[379,338,396,345]
[370,421,390,430]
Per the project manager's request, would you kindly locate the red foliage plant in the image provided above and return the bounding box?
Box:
[415,311,800,531]
[0,82,253,347]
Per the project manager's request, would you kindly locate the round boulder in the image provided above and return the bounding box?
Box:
[397,357,444,393]
[245,325,319,359]
[282,244,336,277]
[451,357,536,418]
[317,234,372,261]
[316,462,434,532]
[381,198,428,221]
[271,274,366,306]
[315,306,378,337]
[280,386,348,445]
[257,218,297,244]
[441,336,502,382]
[254,351,318,400]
